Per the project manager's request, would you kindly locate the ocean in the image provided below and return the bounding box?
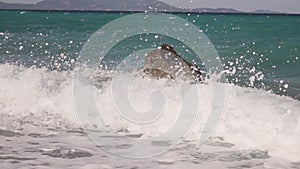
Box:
[0,10,300,169]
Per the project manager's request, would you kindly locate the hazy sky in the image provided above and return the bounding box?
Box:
[0,0,42,4]
[1,0,300,13]
[159,0,300,13]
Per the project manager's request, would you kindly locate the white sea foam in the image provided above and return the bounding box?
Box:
[0,64,299,162]
[0,64,77,130]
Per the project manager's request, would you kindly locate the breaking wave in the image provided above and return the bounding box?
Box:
[0,63,299,161]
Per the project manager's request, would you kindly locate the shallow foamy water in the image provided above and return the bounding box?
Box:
[0,64,300,169]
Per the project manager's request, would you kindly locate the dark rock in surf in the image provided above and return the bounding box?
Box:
[143,44,206,82]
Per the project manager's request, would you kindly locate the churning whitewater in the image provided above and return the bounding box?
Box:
[1,64,300,168]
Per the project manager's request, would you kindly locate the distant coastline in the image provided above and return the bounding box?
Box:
[1,0,299,16]
[0,9,299,16]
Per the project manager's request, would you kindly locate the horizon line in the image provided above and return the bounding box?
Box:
[1,9,300,16]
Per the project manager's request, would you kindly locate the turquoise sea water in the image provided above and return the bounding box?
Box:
[2,11,300,168]
[1,10,300,99]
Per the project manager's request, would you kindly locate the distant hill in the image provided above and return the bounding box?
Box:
[190,7,242,13]
[0,0,278,14]
[251,9,280,14]
[0,0,178,11]
[0,2,32,9]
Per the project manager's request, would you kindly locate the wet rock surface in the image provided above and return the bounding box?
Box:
[143,44,206,83]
